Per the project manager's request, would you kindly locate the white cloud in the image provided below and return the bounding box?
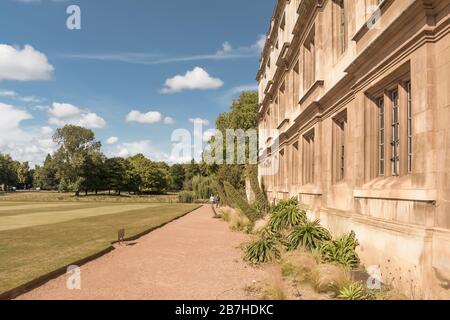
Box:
[216,35,265,57]
[106,136,119,145]
[0,102,32,131]
[163,116,175,125]
[218,83,259,105]
[0,44,54,81]
[189,118,210,126]
[0,103,56,166]
[37,138,55,149]
[125,110,162,124]
[19,95,43,103]
[48,102,106,129]
[0,90,16,97]
[40,126,53,135]
[76,113,106,129]
[31,105,49,111]
[0,89,44,103]
[161,67,223,94]
[216,42,233,55]
[105,140,168,162]
[48,102,81,118]
[255,34,266,52]
[227,84,258,95]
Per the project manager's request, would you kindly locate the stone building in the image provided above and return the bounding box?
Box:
[257,0,450,298]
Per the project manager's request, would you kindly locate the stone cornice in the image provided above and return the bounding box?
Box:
[352,0,394,42]
[293,0,324,36]
[257,0,325,81]
[257,0,290,81]
[348,5,450,93]
[258,0,325,115]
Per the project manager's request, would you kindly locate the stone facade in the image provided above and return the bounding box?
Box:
[257,0,450,299]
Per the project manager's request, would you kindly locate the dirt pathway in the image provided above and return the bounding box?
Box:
[18,205,269,300]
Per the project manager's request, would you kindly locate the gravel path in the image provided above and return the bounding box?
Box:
[18,205,268,300]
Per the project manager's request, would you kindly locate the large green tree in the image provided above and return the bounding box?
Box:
[83,151,106,195]
[16,161,30,190]
[212,91,259,190]
[0,154,19,190]
[169,164,185,191]
[104,157,128,195]
[33,154,59,190]
[52,125,102,196]
[128,154,168,193]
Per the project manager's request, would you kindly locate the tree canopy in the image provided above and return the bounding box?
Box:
[212,91,259,190]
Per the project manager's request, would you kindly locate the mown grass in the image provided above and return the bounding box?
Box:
[0,191,179,203]
[0,203,166,231]
[0,203,199,294]
[0,203,120,217]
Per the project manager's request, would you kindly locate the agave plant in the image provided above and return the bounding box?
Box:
[270,197,299,214]
[268,202,306,232]
[318,231,360,268]
[287,219,331,251]
[338,282,367,300]
[245,235,281,264]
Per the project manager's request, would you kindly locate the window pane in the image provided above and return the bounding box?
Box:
[407,81,413,173]
[378,98,385,176]
[391,90,399,176]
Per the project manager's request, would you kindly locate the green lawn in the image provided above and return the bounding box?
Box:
[0,191,179,203]
[0,200,199,294]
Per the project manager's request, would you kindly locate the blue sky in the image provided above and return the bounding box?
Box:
[0,0,273,166]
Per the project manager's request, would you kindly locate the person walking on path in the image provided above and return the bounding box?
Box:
[215,195,220,208]
[209,195,217,217]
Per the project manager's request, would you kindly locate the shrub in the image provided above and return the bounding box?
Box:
[261,283,287,300]
[281,249,318,284]
[218,207,232,222]
[218,207,252,232]
[245,235,281,264]
[230,213,252,232]
[310,264,352,294]
[366,288,407,300]
[252,216,270,234]
[246,164,269,215]
[270,197,299,214]
[287,219,331,251]
[318,231,360,268]
[268,200,306,232]
[338,282,368,300]
[224,181,261,222]
[178,191,194,203]
[261,266,287,300]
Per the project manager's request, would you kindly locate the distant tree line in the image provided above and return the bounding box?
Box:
[0,125,215,196]
[0,155,33,192]
[1,91,261,200]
